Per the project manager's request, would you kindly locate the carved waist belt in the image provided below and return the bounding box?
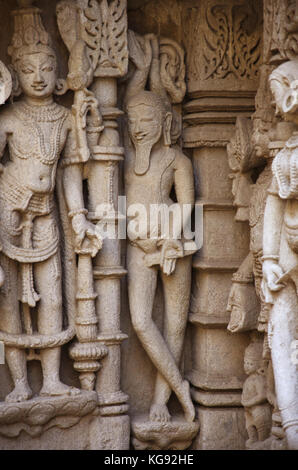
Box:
[0,171,54,215]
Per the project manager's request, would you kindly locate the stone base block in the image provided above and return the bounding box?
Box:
[0,391,130,449]
[191,406,247,450]
[132,414,200,450]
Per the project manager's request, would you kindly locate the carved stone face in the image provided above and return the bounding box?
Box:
[244,356,258,375]
[16,52,57,99]
[128,103,162,146]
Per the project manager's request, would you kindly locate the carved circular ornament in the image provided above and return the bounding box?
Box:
[0,61,12,105]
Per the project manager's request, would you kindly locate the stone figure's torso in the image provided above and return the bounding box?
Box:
[0,101,71,263]
[4,101,70,195]
[125,145,176,210]
[242,374,267,406]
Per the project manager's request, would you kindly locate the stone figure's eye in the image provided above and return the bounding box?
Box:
[22,68,34,74]
[42,66,53,72]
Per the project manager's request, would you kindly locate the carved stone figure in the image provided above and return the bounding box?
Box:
[124,32,197,433]
[226,117,260,332]
[0,3,101,403]
[241,339,272,449]
[262,59,298,449]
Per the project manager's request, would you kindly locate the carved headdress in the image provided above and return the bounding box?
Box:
[8,1,56,67]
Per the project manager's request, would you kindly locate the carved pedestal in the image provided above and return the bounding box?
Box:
[132,415,199,450]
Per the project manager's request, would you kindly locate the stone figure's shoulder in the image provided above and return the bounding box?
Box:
[173,147,193,171]
[55,102,72,117]
[56,104,73,129]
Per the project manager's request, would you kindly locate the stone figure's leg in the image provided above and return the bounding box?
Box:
[127,244,194,422]
[253,404,272,441]
[0,254,32,402]
[34,253,78,397]
[270,283,298,449]
[245,410,257,445]
[151,256,192,422]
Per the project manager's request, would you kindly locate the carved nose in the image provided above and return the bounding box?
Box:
[33,70,44,84]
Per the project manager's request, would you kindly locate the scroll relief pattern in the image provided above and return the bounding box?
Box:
[186,0,262,83]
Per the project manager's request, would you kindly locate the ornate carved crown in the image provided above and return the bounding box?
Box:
[8,0,55,66]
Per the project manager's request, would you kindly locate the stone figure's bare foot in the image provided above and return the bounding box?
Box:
[150,404,171,423]
[40,380,81,398]
[5,380,32,403]
[181,380,195,423]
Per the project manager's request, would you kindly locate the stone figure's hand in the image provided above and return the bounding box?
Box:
[160,239,184,275]
[146,34,159,60]
[262,260,284,292]
[128,30,152,72]
[78,91,103,131]
[72,213,103,257]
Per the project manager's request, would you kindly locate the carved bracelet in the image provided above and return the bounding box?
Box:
[68,208,88,218]
[261,255,279,262]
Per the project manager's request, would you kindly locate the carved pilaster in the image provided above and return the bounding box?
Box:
[183,0,263,451]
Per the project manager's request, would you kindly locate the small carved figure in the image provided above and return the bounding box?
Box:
[226,117,260,332]
[241,340,272,448]
[0,3,101,403]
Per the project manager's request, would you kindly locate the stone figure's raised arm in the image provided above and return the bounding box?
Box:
[125,30,152,105]
[148,35,168,103]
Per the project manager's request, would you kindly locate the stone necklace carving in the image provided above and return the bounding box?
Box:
[10,101,68,166]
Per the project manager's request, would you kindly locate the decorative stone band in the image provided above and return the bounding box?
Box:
[283,418,298,430]
[0,326,75,349]
[92,145,124,162]
[93,266,127,280]
[183,139,230,149]
[231,272,254,283]
[0,233,59,264]
[261,255,279,262]
[96,332,128,346]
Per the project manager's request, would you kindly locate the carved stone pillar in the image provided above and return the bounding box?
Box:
[183,0,262,450]
[89,77,129,431]
[86,1,130,449]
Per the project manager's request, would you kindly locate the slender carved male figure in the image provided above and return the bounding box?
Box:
[125,88,195,423]
[0,4,101,402]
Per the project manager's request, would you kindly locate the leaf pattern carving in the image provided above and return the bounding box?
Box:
[202,1,261,80]
[94,0,128,77]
